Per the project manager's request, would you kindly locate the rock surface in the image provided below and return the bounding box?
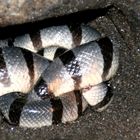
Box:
[0,0,109,27]
[0,0,139,30]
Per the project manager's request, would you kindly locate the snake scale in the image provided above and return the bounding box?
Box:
[0,24,119,128]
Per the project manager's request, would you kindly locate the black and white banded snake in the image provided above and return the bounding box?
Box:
[0,24,119,128]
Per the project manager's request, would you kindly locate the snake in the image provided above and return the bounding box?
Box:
[0,24,119,128]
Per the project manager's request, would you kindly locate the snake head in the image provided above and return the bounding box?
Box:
[34,78,51,99]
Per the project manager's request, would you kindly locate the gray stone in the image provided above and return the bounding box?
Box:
[0,0,108,27]
[0,0,139,31]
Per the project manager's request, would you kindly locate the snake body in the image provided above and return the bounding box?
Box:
[0,24,119,128]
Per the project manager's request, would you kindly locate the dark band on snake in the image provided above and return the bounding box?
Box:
[29,31,43,50]
[54,47,67,59]
[8,38,15,47]
[59,50,76,66]
[50,98,63,124]
[9,97,27,124]
[97,37,113,80]
[0,48,10,85]
[0,48,6,71]
[37,49,44,56]
[68,24,82,46]
[74,90,83,116]
[59,50,81,77]
[34,78,49,98]
[21,49,34,88]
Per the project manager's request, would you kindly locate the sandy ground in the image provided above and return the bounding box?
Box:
[0,6,139,140]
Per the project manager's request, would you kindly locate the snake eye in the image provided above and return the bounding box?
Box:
[34,78,50,99]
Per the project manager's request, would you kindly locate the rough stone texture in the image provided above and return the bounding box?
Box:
[0,0,139,31]
[0,0,139,30]
[0,0,110,27]
[0,0,139,140]
[115,0,140,34]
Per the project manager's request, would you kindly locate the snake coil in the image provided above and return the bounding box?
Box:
[0,24,119,128]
